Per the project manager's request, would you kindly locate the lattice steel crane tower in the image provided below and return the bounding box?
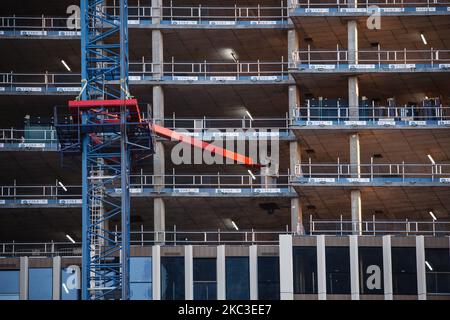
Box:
[55,0,257,300]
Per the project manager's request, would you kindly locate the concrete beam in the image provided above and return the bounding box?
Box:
[416,236,427,300]
[249,245,258,300]
[382,235,393,300]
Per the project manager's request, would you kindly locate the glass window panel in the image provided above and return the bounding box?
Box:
[258,256,280,300]
[29,268,53,300]
[193,258,216,300]
[226,257,250,300]
[130,257,152,283]
[293,246,317,294]
[161,257,185,300]
[61,267,80,300]
[130,283,152,300]
[194,283,217,300]
[0,270,20,295]
[425,248,450,295]
[130,257,152,300]
[326,247,350,294]
[358,247,384,295]
[391,247,417,295]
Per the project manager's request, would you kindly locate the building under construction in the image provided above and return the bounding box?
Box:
[0,0,449,300]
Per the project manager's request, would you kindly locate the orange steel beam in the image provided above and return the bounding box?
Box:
[151,124,259,168]
[68,99,259,167]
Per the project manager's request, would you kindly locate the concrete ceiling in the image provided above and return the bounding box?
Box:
[292,15,450,50]
[296,186,450,221]
[0,196,292,242]
[295,128,450,164]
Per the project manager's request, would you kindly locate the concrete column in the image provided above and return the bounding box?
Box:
[350,132,362,235]
[19,257,29,300]
[416,236,427,300]
[152,24,166,243]
[290,140,303,234]
[52,256,61,300]
[291,198,304,235]
[217,245,226,300]
[348,20,358,64]
[351,190,362,235]
[152,245,161,300]
[349,133,360,177]
[349,235,360,300]
[151,0,163,25]
[348,77,360,120]
[317,235,327,300]
[382,235,393,300]
[185,245,193,300]
[279,235,294,300]
[347,18,359,120]
[249,245,258,300]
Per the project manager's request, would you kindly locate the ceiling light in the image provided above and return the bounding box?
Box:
[58,181,68,192]
[231,220,239,231]
[230,51,238,62]
[66,234,76,244]
[429,211,437,221]
[425,261,433,271]
[62,283,70,294]
[61,59,71,72]
[420,34,427,45]
[248,170,256,180]
[245,111,254,121]
[427,154,435,165]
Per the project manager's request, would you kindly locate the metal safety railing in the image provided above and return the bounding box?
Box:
[293,105,450,122]
[106,1,288,23]
[0,60,289,88]
[0,15,78,33]
[0,72,80,89]
[130,173,291,190]
[308,215,450,236]
[293,0,450,9]
[0,128,58,144]
[161,115,291,131]
[291,47,450,68]
[294,161,450,182]
[131,57,289,79]
[0,174,292,200]
[0,228,290,256]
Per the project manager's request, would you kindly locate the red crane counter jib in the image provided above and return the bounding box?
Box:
[68,99,259,167]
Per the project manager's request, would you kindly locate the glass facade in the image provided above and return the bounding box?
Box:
[0,270,20,300]
[161,257,185,300]
[293,246,317,294]
[28,268,53,300]
[258,256,280,300]
[392,247,417,295]
[425,248,450,295]
[61,267,80,300]
[358,247,384,295]
[193,258,217,300]
[326,247,350,294]
[226,257,250,300]
[130,257,152,300]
